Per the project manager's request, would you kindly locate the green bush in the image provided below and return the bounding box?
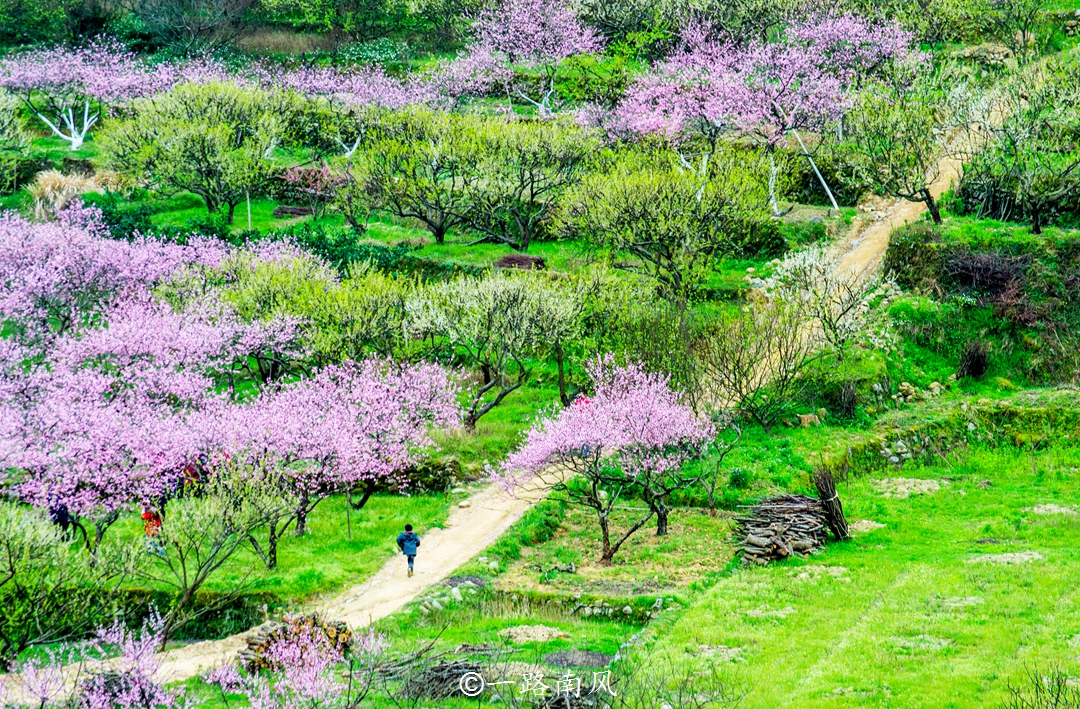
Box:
[271,221,369,273]
[113,589,285,640]
[883,221,945,292]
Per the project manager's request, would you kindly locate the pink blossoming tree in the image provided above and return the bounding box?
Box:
[0,40,175,151]
[497,357,716,562]
[222,358,461,568]
[606,14,919,213]
[437,0,603,114]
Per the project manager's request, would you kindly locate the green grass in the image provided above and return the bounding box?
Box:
[113,492,454,602]
[650,444,1080,708]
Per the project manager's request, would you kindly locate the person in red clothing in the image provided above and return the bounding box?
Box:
[141,505,165,556]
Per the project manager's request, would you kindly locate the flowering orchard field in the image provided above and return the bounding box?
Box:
[1,0,1080,706]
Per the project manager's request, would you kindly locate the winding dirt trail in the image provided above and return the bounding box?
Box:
[3,475,557,698]
[154,475,556,682]
[830,153,964,282]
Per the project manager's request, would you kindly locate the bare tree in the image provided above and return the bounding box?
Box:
[133,471,291,646]
[120,0,255,54]
[989,0,1046,64]
[699,299,818,433]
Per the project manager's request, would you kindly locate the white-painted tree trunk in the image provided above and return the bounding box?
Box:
[35,100,98,151]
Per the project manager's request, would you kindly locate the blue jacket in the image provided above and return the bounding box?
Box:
[397,531,420,556]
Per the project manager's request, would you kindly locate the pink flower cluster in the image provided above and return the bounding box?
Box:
[606,14,920,142]
[497,357,715,487]
[0,207,460,529]
[222,359,461,500]
[428,0,602,103]
[204,625,387,709]
[259,63,436,109]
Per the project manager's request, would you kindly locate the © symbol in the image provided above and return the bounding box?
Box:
[459,671,485,696]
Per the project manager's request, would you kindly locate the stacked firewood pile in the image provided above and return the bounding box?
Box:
[399,659,483,699]
[736,468,850,564]
[736,495,829,564]
[239,614,352,670]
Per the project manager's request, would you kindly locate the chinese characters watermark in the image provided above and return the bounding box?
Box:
[458,670,617,698]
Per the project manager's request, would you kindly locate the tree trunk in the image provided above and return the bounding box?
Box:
[226,202,236,225]
[249,529,280,570]
[432,224,446,245]
[555,341,570,407]
[655,507,669,536]
[1030,207,1042,235]
[351,480,378,511]
[295,491,310,536]
[922,188,943,225]
[161,586,196,649]
[598,513,614,565]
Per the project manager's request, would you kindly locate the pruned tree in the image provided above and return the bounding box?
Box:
[132,470,291,644]
[762,246,893,360]
[988,0,1046,64]
[558,147,769,298]
[366,110,483,245]
[844,72,947,224]
[460,118,599,252]
[497,358,715,560]
[100,82,292,223]
[962,61,1080,234]
[699,298,817,433]
[409,271,583,428]
[0,39,169,151]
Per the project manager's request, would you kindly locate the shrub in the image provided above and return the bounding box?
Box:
[272,222,368,273]
[883,221,945,292]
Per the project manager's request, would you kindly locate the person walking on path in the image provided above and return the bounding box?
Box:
[396,524,420,577]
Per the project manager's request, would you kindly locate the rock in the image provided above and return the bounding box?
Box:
[451,586,463,602]
[622,605,633,615]
[798,413,821,427]
[889,456,900,464]
[967,422,977,431]
[488,561,499,570]
[430,599,444,611]
[958,42,1014,67]
[458,500,471,508]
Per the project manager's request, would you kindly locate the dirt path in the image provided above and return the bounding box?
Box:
[830,153,964,282]
[3,476,557,698]
[155,476,555,681]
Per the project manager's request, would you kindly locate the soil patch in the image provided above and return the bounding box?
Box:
[850,520,886,533]
[871,478,948,499]
[943,596,985,608]
[698,645,745,662]
[1028,504,1078,516]
[745,606,796,619]
[966,551,1044,565]
[499,625,570,643]
[444,575,488,588]
[892,635,953,651]
[542,651,613,668]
